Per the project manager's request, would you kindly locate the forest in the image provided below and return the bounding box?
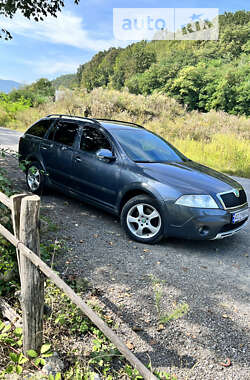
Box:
[0,10,249,177]
[76,11,250,116]
[2,10,249,116]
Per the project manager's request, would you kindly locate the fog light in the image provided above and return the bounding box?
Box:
[198,226,210,236]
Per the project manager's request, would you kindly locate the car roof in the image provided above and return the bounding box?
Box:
[97,119,144,131]
[45,114,144,130]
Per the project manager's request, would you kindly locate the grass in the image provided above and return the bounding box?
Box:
[0,163,176,379]
[1,87,250,178]
[150,275,189,325]
[0,280,178,379]
[173,134,250,178]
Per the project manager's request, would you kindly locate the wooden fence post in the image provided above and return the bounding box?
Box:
[19,195,44,354]
[11,194,28,272]
[0,191,157,379]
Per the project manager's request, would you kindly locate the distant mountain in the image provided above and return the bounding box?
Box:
[0,79,21,93]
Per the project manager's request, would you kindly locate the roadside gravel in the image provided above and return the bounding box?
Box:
[0,152,249,380]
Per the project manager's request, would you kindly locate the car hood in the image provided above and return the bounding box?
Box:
[137,161,241,195]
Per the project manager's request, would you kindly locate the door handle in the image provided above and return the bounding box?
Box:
[41,143,53,150]
[74,156,82,163]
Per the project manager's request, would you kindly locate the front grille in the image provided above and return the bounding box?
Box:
[219,218,248,233]
[218,189,247,209]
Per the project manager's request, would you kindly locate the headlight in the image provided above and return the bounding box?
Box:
[175,195,219,208]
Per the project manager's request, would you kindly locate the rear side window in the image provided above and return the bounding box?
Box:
[53,122,79,147]
[26,120,51,138]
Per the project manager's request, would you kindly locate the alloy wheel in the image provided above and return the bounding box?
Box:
[27,166,41,192]
[126,203,161,239]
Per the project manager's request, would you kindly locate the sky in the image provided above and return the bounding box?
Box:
[0,0,248,84]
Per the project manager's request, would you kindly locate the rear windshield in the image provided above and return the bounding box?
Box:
[110,129,186,163]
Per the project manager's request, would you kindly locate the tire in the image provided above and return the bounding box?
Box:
[120,195,165,244]
[26,161,45,195]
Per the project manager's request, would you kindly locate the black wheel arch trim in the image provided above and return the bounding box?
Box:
[24,155,52,187]
[117,182,165,214]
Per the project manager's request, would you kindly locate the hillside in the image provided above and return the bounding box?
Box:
[1,10,249,177]
[51,73,77,90]
[76,10,250,116]
[6,10,249,116]
[0,79,21,93]
[2,87,249,177]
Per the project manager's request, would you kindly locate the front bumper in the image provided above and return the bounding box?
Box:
[165,202,249,240]
[211,219,248,240]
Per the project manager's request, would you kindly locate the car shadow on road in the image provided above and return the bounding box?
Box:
[96,292,197,369]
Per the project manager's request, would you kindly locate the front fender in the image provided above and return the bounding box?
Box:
[117,182,165,212]
[25,153,46,171]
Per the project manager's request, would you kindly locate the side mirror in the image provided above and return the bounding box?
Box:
[96,149,116,162]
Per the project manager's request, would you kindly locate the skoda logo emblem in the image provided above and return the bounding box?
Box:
[233,189,240,197]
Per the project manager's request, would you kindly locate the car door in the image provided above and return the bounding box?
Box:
[20,119,55,161]
[72,125,120,208]
[41,120,80,187]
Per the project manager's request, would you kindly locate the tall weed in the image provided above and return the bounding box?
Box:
[1,88,249,177]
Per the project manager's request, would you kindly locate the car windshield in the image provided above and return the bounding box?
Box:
[111,128,186,163]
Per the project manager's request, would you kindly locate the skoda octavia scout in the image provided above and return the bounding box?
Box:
[19,115,248,244]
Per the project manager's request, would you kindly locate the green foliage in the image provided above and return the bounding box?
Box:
[112,42,156,90]
[0,320,53,377]
[79,42,156,91]
[3,85,250,177]
[0,166,18,296]
[40,215,59,233]
[0,0,80,40]
[173,134,250,178]
[51,74,78,90]
[40,239,64,267]
[150,275,189,324]
[45,281,175,379]
[160,303,190,324]
[76,10,250,115]
[9,78,55,106]
[168,65,205,110]
[150,275,165,316]
[0,93,30,126]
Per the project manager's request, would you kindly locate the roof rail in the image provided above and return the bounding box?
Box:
[46,115,144,129]
[96,118,144,129]
[46,114,101,125]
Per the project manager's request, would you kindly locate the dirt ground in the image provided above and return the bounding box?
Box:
[0,149,249,380]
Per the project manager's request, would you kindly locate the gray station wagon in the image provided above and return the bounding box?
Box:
[19,114,248,244]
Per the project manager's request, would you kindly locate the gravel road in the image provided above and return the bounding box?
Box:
[1,128,249,380]
[0,126,23,151]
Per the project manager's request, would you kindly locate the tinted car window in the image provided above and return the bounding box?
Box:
[47,125,56,141]
[54,122,79,147]
[26,120,51,138]
[80,127,111,153]
[110,129,185,163]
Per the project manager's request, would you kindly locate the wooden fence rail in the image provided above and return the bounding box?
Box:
[0,192,11,208]
[0,191,157,380]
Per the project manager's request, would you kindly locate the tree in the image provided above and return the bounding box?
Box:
[52,74,78,90]
[111,41,156,90]
[9,78,55,106]
[0,0,80,39]
[74,10,249,115]
[168,65,206,110]
[80,51,107,91]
